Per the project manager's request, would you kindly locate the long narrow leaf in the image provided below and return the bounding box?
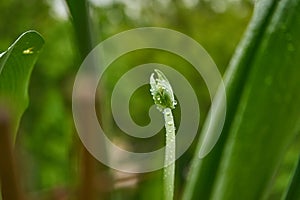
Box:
[183,1,279,199]
[0,30,44,138]
[210,0,300,199]
[65,0,94,59]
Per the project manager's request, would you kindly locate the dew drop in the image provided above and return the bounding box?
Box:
[23,47,34,54]
[167,121,173,126]
[173,100,177,106]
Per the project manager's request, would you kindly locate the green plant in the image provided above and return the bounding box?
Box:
[183,0,300,199]
[1,0,297,199]
[0,30,44,200]
[63,0,300,199]
[150,69,177,200]
[0,31,44,139]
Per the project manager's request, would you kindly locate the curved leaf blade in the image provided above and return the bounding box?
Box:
[183,0,279,199]
[211,0,300,199]
[0,30,44,138]
[183,0,300,199]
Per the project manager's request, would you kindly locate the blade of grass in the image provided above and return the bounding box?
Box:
[65,1,96,198]
[65,0,94,60]
[65,1,109,199]
[210,0,300,199]
[183,1,279,199]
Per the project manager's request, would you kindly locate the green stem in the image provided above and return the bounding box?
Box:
[163,108,175,200]
[149,69,177,200]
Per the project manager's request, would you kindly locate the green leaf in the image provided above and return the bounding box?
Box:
[183,0,300,199]
[65,0,94,59]
[0,30,44,138]
[283,157,300,200]
[183,0,278,198]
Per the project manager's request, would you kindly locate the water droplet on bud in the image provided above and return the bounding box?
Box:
[173,100,177,106]
[167,121,173,126]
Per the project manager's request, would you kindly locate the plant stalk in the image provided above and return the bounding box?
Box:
[150,69,177,200]
[0,109,24,200]
[163,108,175,200]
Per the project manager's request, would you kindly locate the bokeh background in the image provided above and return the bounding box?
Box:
[3,0,294,199]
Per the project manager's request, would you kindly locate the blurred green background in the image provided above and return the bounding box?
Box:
[6,0,295,199]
